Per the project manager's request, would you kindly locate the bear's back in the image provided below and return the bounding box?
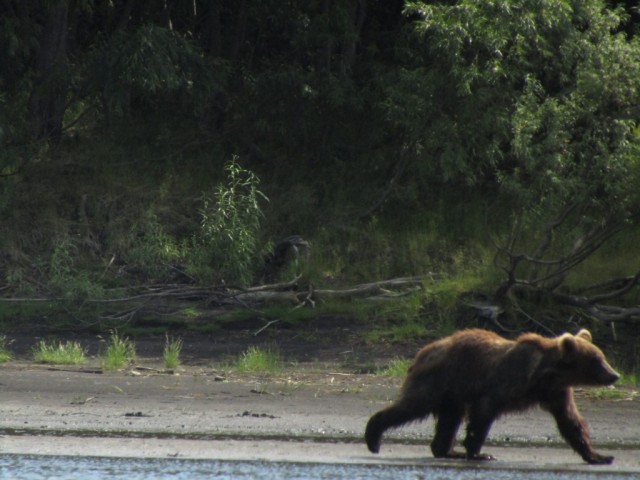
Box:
[405,329,541,408]
[411,329,512,370]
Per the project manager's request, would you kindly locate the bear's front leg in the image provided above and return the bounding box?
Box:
[544,390,614,465]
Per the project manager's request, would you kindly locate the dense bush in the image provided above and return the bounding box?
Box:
[0,1,638,332]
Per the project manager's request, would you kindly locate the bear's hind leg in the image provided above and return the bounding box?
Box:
[431,403,465,459]
[462,404,497,461]
[365,396,432,454]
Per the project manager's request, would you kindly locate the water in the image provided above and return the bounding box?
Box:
[0,455,633,480]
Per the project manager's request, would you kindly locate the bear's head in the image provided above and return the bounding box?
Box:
[557,329,620,387]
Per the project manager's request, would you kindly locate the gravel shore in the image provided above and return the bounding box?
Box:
[1,363,639,473]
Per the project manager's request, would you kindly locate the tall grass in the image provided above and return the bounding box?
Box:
[102,331,137,370]
[33,340,87,365]
[0,335,12,363]
[163,334,183,369]
[236,346,283,374]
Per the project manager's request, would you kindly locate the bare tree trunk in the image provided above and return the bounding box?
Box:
[341,0,367,76]
[205,0,222,57]
[113,0,134,33]
[231,0,248,58]
[28,0,70,142]
[319,0,333,74]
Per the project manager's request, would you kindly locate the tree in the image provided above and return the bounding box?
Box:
[0,0,638,324]
[397,0,640,321]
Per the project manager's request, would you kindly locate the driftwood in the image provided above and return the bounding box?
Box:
[0,276,428,320]
[314,280,423,301]
[226,276,425,306]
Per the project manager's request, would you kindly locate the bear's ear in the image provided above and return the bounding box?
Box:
[576,329,592,343]
[559,333,578,356]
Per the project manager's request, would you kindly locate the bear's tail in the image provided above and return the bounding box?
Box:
[365,399,430,453]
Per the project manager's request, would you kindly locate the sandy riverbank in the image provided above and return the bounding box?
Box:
[0,364,639,473]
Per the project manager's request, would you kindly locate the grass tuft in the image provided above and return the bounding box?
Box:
[102,331,137,370]
[0,335,12,363]
[163,334,183,369]
[32,339,86,365]
[586,385,636,401]
[236,346,283,374]
[377,357,412,377]
[619,372,638,387]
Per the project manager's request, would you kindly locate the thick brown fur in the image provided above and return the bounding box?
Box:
[365,328,620,464]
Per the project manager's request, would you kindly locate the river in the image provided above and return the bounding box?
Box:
[0,455,636,480]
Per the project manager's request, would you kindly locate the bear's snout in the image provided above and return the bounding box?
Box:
[598,361,620,385]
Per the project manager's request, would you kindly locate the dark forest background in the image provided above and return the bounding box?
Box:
[1,0,640,365]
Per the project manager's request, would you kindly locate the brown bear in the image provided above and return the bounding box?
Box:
[365,328,619,464]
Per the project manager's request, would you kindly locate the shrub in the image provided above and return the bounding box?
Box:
[190,157,268,285]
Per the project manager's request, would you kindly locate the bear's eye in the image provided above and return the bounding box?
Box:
[558,357,577,369]
[587,356,604,370]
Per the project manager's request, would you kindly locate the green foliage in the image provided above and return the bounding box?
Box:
[398,0,640,220]
[102,331,137,370]
[395,0,640,298]
[0,335,12,363]
[565,226,640,289]
[236,346,283,374]
[0,0,639,351]
[48,239,104,300]
[163,335,183,369]
[189,157,268,285]
[365,319,428,345]
[5,267,37,297]
[586,385,635,401]
[88,24,223,116]
[125,213,185,282]
[378,357,412,377]
[49,239,74,281]
[619,372,639,387]
[32,340,87,365]
[359,290,434,344]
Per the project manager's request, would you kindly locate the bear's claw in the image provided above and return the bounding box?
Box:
[467,453,496,461]
[586,454,614,465]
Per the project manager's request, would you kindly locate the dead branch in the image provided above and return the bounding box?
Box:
[253,319,280,336]
[529,203,578,280]
[241,275,302,293]
[313,277,424,300]
[223,277,425,306]
[0,277,427,308]
[314,283,390,299]
[587,273,640,304]
[493,208,627,301]
[549,290,640,324]
[225,290,301,306]
[573,274,640,297]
